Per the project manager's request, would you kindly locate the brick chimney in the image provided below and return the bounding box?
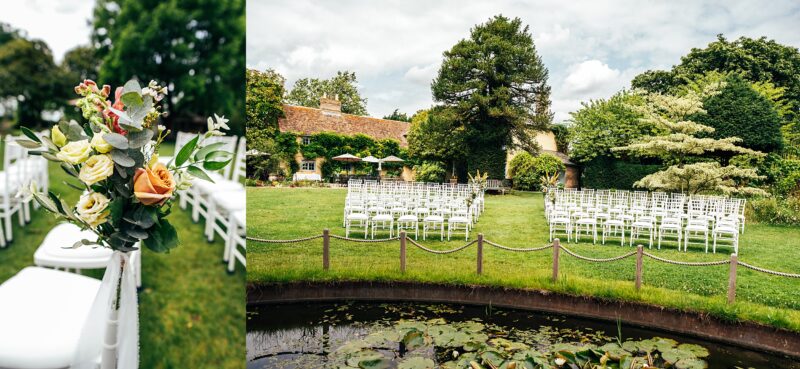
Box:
[319,93,342,112]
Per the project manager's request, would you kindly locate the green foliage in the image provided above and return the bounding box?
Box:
[568,91,655,163]
[765,156,800,196]
[92,0,245,135]
[0,28,63,127]
[696,75,783,152]
[508,152,564,191]
[750,196,800,226]
[413,162,446,183]
[407,107,467,174]
[432,15,552,177]
[382,109,411,122]
[631,70,677,94]
[549,123,570,154]
[246,68,284,134]
[582,157,661,190]
[285,71,368,115]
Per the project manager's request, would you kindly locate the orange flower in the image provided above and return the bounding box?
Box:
[133,163,176,206]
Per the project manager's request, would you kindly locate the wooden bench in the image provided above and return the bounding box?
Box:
[486,179,510,195]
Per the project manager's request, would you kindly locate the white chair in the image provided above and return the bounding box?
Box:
[370,207,393,239]
[0,136,29,244]
[190,136,243,223]
[629,214,656,248]
[447,211,470,241]
[549,209,571,242]
[573,209,597,244]
[396,213,419,240]
[657,216,682,250]
[0,267,101,368]
[684,218,710,252]
[345,212,369,238]
[206,189,246,243]
[422,212,445,241]
[601,212,625,246]
[712,216,739,254]
[225,210,246,272]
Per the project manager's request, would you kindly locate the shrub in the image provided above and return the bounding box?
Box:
[413,162,446,183]
[509,152,565,191]
[749,196,800,226]
[696,75,783,153]
[582,156,661,190]
[765,156,800,196]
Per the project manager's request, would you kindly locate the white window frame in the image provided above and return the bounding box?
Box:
[301,160,316,171]
[301,136,312,145]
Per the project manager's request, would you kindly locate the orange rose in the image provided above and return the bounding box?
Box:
[133,163,176,206]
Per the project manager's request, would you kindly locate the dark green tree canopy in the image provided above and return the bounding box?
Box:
[92,0,245,134]
[631,70,676,94]
[431,15,552,178]
[246,68,284,134]
[382,109,411,122]
[407,107,467,166]
[285,71,368,115]
[696,75,783,153]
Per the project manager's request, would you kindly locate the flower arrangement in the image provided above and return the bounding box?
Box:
[16,79,233,253]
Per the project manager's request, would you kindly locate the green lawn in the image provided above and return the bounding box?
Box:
[247,187,800,332]
[0,142,245,369]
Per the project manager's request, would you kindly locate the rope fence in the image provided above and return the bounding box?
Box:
[247,229,800,304]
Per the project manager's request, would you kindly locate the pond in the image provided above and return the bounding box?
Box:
[247,301,799,369]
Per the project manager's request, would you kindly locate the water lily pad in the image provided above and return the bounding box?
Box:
[678,343,710,358]
[481,350,505,367]
[398,357,435,369]
[358,357,391,369]
[675,357,709,369]
[345,350,383,367]
[402,329,425,351]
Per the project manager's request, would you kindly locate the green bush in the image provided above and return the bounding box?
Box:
[508,152,565,191]
[696,75,783,153]
[467,145,507,180]
[749,196,800,225]
[765,156,800,196]
[414,162,446,183]
[582,156,661,190]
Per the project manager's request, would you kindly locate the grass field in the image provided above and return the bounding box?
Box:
[0,142,245,369]
[247,187,800,332]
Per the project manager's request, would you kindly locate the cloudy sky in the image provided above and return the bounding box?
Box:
[2,1,95,62]
[248,0,800,122]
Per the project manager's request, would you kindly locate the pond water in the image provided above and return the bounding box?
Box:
[247,301,799,369]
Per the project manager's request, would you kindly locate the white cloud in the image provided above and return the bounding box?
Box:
[1,1,95,63]
[404,63,439,85]
[563,60,620,95]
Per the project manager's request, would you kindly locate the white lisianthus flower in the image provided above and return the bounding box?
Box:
[213,113,230,130]
[56,140,92,164]
[79,155,114,185]
[90,132,113,154]
[76,192,110,228]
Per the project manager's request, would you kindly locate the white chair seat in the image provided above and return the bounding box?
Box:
[605,219,625,226]
[397,214,417,222]
[0,267,101,369]
[424,215,444,222]
[686,225,707,232]
[714,226,737,234]
[576,218,596,225]
[347,213,368,221]
[34,223,110,269]
[449,216,469,223]
[210,190,246,211]
[194,178,243,194]
[632,221,653,228]
[372,214,393,222]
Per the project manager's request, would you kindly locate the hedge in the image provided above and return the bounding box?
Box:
[581,156,661,190]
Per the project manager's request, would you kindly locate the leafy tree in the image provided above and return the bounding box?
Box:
[549,123,570,154]
[382,109,410,122]
[695,75,783,153]
[246,68,284,134]
[92,0,245,134]
[413,162,446,183]
[432,15,552,178]
[508,152,564,191]
[61,45,99,82]
[0,36,62,127]
[612,91,766,195]
[631,70,676,94]
[567,91,657,163]
[285,71,368,115]
[406,107,467,176]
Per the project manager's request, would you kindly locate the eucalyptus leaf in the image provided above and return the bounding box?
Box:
[121,91,143,107]
[20,126,41,143]
[127,129,153,148]
[60,163,79,177]
[32,192,59,213]
[187,165,214,183]
[15,139,41,149]
[111,150,135,167]
[103,132,129,150]
[125,227,149,240]
[175,136,199,166]
[39,136,58,151]
[66,120,87,141]
[123,79,142,94]
[127,149,145,168]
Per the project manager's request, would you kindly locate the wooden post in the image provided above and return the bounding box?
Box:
[635,245,643,290]
[399,230,406,273]
[727,253,738,304]
[322,229,330,271]
[552,238,561,282]
[476,233,484,275]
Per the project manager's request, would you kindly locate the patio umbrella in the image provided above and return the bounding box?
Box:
[381,155,404,163]
[332,153,361,174]
[361,155,381,173]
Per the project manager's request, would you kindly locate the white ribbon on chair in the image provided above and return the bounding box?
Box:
[72,251,139,369]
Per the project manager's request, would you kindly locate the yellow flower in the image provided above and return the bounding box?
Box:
[76,192,110,228]
[79,154,114,185]
[51,125,67,147]
[148,153,159,168]
[56,140,92,164]
[91,132,113,154]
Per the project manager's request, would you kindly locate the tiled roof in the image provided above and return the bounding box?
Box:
[278,104,410,147]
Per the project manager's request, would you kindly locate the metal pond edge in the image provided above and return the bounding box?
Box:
[247,281,800,359]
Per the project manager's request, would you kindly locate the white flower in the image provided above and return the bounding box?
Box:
[207,116,216,132]
[56,140,92,164]
[214,114,230,130]
[79,155,114,185]
[554,357,566,366]
[90,132,113,154]
[76,192,110,228]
